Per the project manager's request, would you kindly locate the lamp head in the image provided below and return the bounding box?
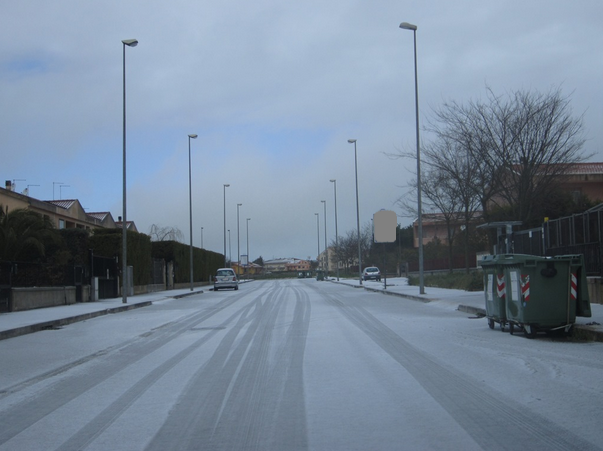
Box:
[347,139,357,143]
[330,179,336,182]
[399,22,417,31]
[122,39,139,47]
[189,134,198,139]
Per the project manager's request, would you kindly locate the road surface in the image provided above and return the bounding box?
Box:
[0,279,601,450]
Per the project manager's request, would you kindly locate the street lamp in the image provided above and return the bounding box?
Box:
[399,21,424,295]
[122,38,138,304]
[315,212,320,266]
[321,200,328,275]
[201,226,204,248]
[237,203,242,270]
[188,133,198,291]
[223,184,230,267]
[246,218,251,274]
[330,179,339,280]
[348,139,362,285]
[228,229,231,265]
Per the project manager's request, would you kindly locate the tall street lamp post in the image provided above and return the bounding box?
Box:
[321,200,328,275]
[246,218,251,275]
[315,213,320,267]
[348,139,362,285]
[330,179,339,281]
[201,227,204,249]
[121,38,138,304]
[223,184,230,267]
[237,203,242,270]
[188,134,198,291]
[399,21,424,295]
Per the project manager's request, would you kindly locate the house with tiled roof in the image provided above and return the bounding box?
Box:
[0,180,131,231]
[410,163,603,250]
[115,220,138,233]
[556,162,603,202]
[87,212,118,229]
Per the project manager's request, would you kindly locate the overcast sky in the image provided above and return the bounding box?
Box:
[1,0,602,262]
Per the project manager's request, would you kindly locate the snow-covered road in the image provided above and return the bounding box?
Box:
[0,279,601,450]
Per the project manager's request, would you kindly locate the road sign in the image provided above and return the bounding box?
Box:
[373,210,396,243]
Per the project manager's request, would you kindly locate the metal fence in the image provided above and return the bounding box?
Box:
[511,207,603,276]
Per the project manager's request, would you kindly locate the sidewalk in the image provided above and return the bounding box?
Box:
[331,277,603,341]
[0,288,204,341]
[1,279,602,341]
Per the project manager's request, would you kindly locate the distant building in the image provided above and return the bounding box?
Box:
[231,262,263,276]
[286,259,311,272]
[264,258,310,273]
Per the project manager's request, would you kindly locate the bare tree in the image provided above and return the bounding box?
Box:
[330,222,372,272]
[428,87,588,226]
[148,224,185,242]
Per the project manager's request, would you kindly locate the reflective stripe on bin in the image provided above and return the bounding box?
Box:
[521,274,530,302]
[497,274,506,298]
[571,272,578,301]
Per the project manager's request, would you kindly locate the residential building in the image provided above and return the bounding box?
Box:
[0,180,133,232]
[412,212,483,249]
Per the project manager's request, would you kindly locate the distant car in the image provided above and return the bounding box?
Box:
[214,268,239,291]
[363,267,381,281]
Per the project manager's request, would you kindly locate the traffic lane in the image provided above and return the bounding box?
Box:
[0,287,240,391]
[353,283,603,448]
[302,282,481,450]
[0,285,264,450]
[304,280,602,450]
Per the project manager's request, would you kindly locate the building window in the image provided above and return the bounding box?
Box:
[59,219,65,229]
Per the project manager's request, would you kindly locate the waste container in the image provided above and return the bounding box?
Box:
[479,255,508,331]
[499,254,591,338]
[316,270,324,281]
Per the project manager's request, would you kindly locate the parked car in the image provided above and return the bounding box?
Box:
[214,268,239,291]
[362,267,381,281]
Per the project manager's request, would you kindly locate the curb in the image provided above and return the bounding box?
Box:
[173,290,204,299]
[340,280,603,342]
[363,286,431,303]
[0,301,152,341]
[458,304,486,316]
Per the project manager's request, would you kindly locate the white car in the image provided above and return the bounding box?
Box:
[363,267,381,281]
[214,268,239,291]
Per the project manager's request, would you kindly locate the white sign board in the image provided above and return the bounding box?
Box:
[373,210,397,243]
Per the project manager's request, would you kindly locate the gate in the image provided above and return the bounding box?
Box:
[91,254,119,299]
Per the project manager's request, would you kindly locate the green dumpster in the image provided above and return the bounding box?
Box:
[499,254,591,338]
[479,255,508,331]
[316,270,324,281]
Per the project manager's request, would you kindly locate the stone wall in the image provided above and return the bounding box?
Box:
[11,287,76,312]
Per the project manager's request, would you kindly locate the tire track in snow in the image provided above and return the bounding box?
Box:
[146,280,311,451]
[0,290,259,448]
[319,288,601,451]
